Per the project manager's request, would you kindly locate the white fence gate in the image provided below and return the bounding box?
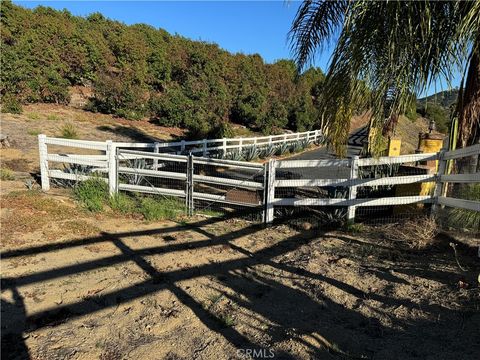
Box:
[116,149,266,218]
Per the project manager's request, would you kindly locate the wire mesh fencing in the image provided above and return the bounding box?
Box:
[354,157,436,225]
[116,150,266,222]
[191,158,265,221]
[268,153,445,228]
[436,152,480,234]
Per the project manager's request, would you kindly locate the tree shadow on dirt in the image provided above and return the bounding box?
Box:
[97,125,159,143]
[1,211,479,359]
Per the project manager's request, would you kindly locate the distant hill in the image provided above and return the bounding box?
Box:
[417,89,458,108]
[415,89,458,134]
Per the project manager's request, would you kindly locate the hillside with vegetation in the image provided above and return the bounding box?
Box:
[417,89,458,133]
[0,2,327,139]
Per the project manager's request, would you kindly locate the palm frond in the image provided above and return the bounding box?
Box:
[290,0,479,155]
[288,0,347,70]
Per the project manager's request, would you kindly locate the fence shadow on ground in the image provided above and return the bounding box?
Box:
[1,210,479,359]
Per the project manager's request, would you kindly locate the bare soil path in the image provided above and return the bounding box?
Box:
[1,187,479,360]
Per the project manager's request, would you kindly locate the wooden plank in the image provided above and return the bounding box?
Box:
[193,192,260,207]
[47,154,106,167]
[54,154,108,160]
[274,174,435,188]
[117,149,188,162]
[193,174,263,189]
[276,159,350,168]
[119,183,186,197]
[114,142,155,149]
[440,173,480,183]
[193,157,264,169]
[49,170,108,182]
[273,195,432,207]
[443,144,480,160]
[354,174,435,186]
[118,167,187,180]
[44,137,107,150]
[275,178,350,187]
[357,153,438,166]
[437,197,480,212]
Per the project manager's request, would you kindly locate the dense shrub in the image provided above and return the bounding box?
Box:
[0,1,330,135]
[448,184,480,230]
[74,177,108,212]
[417,102,450,133]
[140,196,184,221]
[1,93,23,114]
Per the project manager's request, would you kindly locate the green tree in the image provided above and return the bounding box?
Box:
[290,1,479,154]
[418,103,450,134]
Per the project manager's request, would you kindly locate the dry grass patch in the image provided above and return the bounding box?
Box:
[0,191,79,243]
[388,216,439,249]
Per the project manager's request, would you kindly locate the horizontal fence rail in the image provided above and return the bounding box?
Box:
[38,134,479,226]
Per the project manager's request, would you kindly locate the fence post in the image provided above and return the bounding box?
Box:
[186,153,194,216]
[202,140,207,157]
[38,134,50,191]
[153,142,160,169]
[239,138,243,151]
[222,138,227,156]
[265,159,276,224]
[431,149,447,217]
[181,140,186,153]
[347,155,359,223]
[268,136,272,145]
[106,140,117,195]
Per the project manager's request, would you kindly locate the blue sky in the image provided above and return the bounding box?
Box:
[15,1,461,96]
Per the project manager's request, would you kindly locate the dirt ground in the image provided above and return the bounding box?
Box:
[1,184,479,360]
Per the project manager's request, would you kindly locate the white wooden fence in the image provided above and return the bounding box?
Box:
[38,133,479,225]
[38,129,321,191]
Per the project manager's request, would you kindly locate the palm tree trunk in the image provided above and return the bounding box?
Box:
[454,37,480,176]
[456,38,480,149]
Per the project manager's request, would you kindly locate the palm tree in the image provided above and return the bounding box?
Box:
[289,0,479,156]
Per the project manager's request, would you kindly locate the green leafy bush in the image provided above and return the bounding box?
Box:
[1,94,23,114]
[109,193,137,214]
[74,177,108,212]
[448,184,480,231]
[139,196,184,221]
[417,103,450,133]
